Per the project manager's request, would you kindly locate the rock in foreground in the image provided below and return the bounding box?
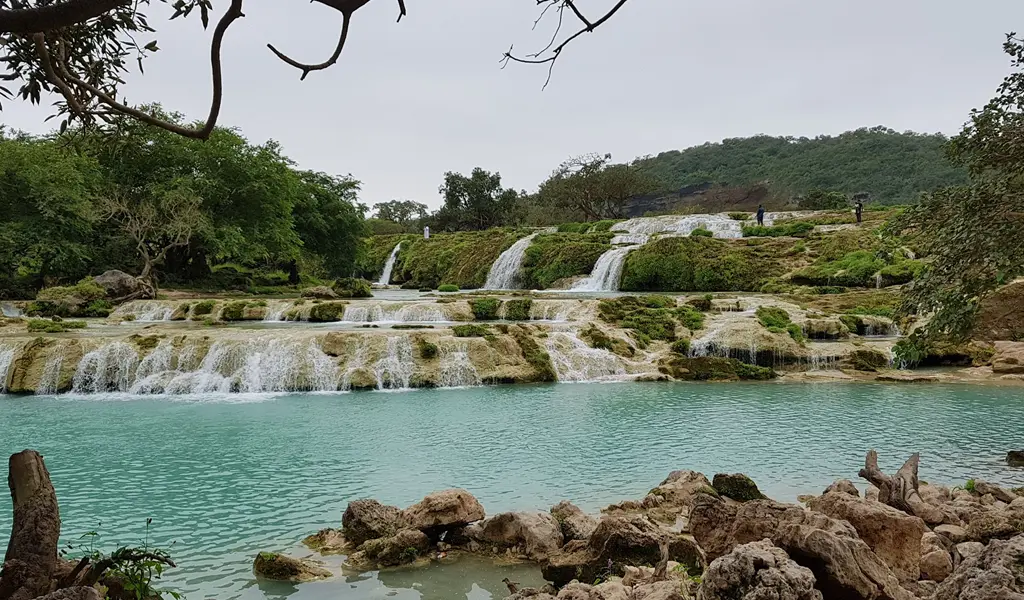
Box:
[697,539,823,600]
[252,552,332,582]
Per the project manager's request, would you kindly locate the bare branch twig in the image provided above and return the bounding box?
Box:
[267,11,350,80]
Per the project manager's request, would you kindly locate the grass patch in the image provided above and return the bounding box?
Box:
[469,297,501,320]
[438,284,460,292]
[191,300,217,317]
[418,339,438,359]
[503,298,532,321]
[675,305,705,330]
[520,231,613,289]
[741,221,815,238]
[790,250,884,287]
[690,228,713,238]
[621,236,789,292]
[452,324,490,337]
[27,319,86,333]
[670,339,690,354]
[728,212,750,221]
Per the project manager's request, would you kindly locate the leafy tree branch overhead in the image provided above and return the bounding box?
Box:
[0,0,633,138]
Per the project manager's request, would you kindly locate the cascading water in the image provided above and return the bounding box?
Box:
[484,233,540,290]
[530,301,578,322]
[340,339,369,391]
[438,342,481,388]
[571,246,639,292]
[377,242,403,286]
[0,345,15,393]
[374,336,414,390]
[263,301,291,322]
[36,342,70,395]
[113,301,175,321]
[544,331,627,382]
[70,337,340,395]
[1,302,22,317]
[342,303,447,323]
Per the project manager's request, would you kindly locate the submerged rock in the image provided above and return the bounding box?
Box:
[302,528,347,553]
[712,473,766,502]
[697,539,822,600]
[404,488,485,533]
[252,552,332,582]
[359,528,431,567]
[342,499,405,546]
[1007,450,1024,467]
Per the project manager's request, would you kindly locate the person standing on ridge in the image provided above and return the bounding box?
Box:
[855,200,863,224]
[756,204,765,226]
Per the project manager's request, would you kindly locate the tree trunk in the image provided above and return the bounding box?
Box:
[857,450,947,525]
[0,450,61,600]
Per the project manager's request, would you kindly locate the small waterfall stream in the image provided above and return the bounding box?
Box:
[544,331,627,382]
[374,336,414,390]
[484,233,541,290]
[342,303,447,323]
[1,302,23,317]
[377,242,403,286]
[263,301,291,322]
[36,342,71,395]
[571,245,640,292]
[0,345,16,393]
[438,342,481,387]
[112,301,175,321]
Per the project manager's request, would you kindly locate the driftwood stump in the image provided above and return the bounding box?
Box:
[857,450,946,525]
[0,450,62,600]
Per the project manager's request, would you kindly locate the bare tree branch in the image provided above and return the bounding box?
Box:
[268,11,351,81]
[502,0,631,89]
[0,0,130,34]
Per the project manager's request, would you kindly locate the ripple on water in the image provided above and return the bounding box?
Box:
[2,381,1024,599]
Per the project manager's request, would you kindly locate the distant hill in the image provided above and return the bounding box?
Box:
[634,126,969,205]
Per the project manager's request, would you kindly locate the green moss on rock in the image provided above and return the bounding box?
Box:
[659,356,775,381]
[510,325,556,382]
[712,473,767,502]
[308,302,348,322]
[503,298,533,321]
[469,297,501,320]
[621,237,790,292]
[520,232,613,289]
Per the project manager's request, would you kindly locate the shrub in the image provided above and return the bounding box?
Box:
[438,284,460,292]
[418,339,438,359]
[469,297,501,320]
[191,300,217,317]
[755,306,792,330]
[728,212,750,221]
[208,263,253,290]
[892,336,928,368]
[690,228,713,238]
[29,278,108,317]
[27,319,86,333]
[786,323,805,343]
[590,219,621,232]
[670,339,690,354]
[333,278,373,298]
[675,305,705,330]
[741,222,815,238]
[82,299,114,317]
[686,294,713,311]
[452,324,490,337]
[790,250,885,287]
[503,298,533,321]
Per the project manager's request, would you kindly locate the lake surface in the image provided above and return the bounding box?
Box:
[2,382,1023,599]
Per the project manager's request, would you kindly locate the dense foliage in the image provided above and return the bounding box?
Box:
[890,35,1024,340]
[634,127,969,204]
[531,154,658,221]
[434,168,523,232]
[620,237,791,292]
[0,116,366,298]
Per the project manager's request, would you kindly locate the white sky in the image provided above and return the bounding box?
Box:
[3,0,1022,209]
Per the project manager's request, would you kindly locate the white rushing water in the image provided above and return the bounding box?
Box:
[69,337,340,395]
[377,242,403,286]
[112,301,175,321]
[0,345,15,393]
[262,301,291,322]
[1,302,22,317]
[438,342,481,388]
[342,303,448,323]
[36,342,70,395]
[374,336,414,390]
[571,246,638,292]
[484,233,540,290]
[544,331,627,382]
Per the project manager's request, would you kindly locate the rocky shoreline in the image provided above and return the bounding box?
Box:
[255,452,1024,600]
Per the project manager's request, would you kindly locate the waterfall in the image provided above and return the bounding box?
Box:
[1,302,22,317]
[112,301,175,321]
[341,339,369,391]
[377,242,403,286]
[69,337,340,395]
[484,233,540,290]
[544,331,627,382]
[37,342,71,395]
[875,273,883,289]
[374,336,414,390]
[571,246,638,292]
[0,345,15,393]
[530,301,577,322]
[342,303,447,323]
[263,301,291,322]
[438,342,481,388]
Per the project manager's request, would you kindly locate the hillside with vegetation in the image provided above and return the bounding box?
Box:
[634,127,970,204]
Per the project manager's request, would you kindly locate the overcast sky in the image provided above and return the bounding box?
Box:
[3,0,1022,209]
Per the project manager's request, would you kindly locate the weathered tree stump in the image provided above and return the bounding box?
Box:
[857,450,946,525]
[0,450,62,600]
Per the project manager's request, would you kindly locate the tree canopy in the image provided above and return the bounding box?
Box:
[434,168,522,232]
[532,153,658,221]
[635,127,970,204]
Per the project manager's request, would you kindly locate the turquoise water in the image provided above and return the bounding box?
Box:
[2,382,1023,599]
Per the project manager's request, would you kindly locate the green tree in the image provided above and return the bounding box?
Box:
[373,199,428,227]
[799,189,848,210]
[534,153,658,220]
[892,34,1024,339]
[293,170,367,278]
[435,168,522,231]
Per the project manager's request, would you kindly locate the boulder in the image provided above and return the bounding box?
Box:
[359,528,431,567]
[342,499,405,546]
[802,318,849,340]
[973,281,1024,341]
[965,498,1024,542]
[807,492,928,582]
[252,552,332,581]
[933,534,1024,599]
[1007,450,1024,467]
[404,488,485,533]
[94,270,140,299]
[954,542,985,560]
[972,480,1018,504]
[300,286,338,300]
[553,581,632,600]
[690,494,915,600]
[824,479,860,497]
[551,501,599,542]
[648,470,714,511]
[632,581,689,600]
[302,527,347,553]
[934,524,969,545]
[696,539,823,600]
[469,511,564,560]
[712,474,766,502]
[920,532,953,582]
